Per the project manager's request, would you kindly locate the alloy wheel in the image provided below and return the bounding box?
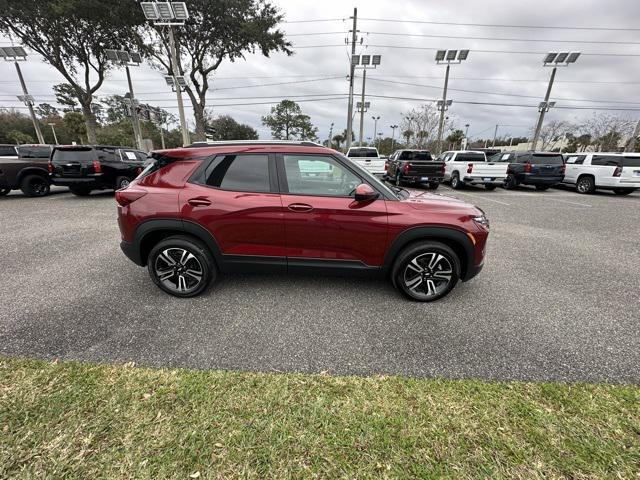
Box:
[403,252,453,300]
[154,247,204,294]
[577,178,591,193]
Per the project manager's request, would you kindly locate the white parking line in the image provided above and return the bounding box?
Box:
[439,187,511,206]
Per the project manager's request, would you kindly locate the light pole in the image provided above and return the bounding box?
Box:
[464,123,470,149]
[435,49,469,154]
[328,122,334,148]
[390,124,398,152]
[353,54,381,146]
[492,124,499,147]
[532,51,580,150]
[48,123,59,144]
[0,46,45,144]
[141,1,191,146]
[345,8,358,151]
[371,115,380,147]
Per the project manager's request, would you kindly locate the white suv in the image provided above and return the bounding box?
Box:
[563,153,640,195]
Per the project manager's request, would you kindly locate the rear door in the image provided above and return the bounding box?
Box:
[278,153,388,267]
[181,152,286,267]
[563,154,585,184]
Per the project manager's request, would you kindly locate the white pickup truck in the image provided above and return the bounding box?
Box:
[563,152,640,195]
[438,150,508,190]
[345,146,386,176]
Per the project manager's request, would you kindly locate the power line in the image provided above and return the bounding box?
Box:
[283,18,345,24]
[361,30,640,45]
[357,17,640,32]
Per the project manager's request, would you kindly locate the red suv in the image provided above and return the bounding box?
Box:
[116,141,489,301]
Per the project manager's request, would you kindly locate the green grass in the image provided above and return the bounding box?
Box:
[1,357,639,479]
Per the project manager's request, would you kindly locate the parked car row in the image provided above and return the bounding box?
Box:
[0,143,148,197]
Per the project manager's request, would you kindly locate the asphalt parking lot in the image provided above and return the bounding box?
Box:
[1,185,639,383]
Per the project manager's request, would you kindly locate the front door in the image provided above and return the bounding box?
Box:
[277,153,388,268]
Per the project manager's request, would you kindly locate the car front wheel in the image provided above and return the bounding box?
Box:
[392,241,460,302]
[148,235,217,298]
[576,176,595,194]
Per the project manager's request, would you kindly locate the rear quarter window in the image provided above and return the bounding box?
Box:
[622,156,640,167]
[591,155,621,166]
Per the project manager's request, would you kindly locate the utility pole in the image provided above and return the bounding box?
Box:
[168,27,190,147]
[463,123,470,149]
[372,115,380,147]
[125,65,144,150]
[436,64,450,155]
[390,124,398,152]
[358,68,367,146]
[345,8,358,151]
[492,124,499,147]
[15,62,44,144]
[532,66,556,151]
[328,122,334,148]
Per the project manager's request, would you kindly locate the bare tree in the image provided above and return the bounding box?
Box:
[401,104,441,148]
[577,113,635,152]
[536,120,574,151]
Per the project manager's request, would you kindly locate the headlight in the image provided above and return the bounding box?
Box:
[472,214,490,229]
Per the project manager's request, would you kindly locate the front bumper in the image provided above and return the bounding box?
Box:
[462,260,484,282]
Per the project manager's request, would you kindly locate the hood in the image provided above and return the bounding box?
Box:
[400,190,482,214]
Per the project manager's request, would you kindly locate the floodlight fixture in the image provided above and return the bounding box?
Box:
[548,101,556,108]
[457,49,469,61]
[554,52,568,64]
[446,50,457,61]
[116,51,131,63]
[129,52,142,64]
[361,54,371,66]
[171,2,189,20]
[351,55,360,66]
[435,50,446,61]
[176,76,187,87]
[164,76,175,87]
[17,94,35,104]
[566,52,581,63]
[372,54,381,65]
[544,52,558,64]
[105,49,119,61]
[156,2,174,19]
[140,2,160,20]
[0,45,28,60]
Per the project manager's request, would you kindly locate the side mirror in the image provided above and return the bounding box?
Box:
[354,183,379,202]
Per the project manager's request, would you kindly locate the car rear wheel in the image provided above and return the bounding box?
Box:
[392,241,460,302]
[576,176,595,194]
[0,188,10,196]
[69,185,92,196]
[484,184,497,191]
[503,174,518,190]
[20,174,50,197]
[613,188,634,196]
[535,185,550,191]
[148,235,217,298]
[451,172,463,189]
[115,176,131,190]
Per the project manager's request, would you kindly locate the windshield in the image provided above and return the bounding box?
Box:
[399,151,432,161]
[347,148,379,158]
[532,154,564,165]
[337,153,398,199]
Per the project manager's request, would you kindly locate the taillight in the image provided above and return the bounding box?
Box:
[403,163,410,174]
[467,163,473,174]
[384,161,388,171]
[115,188,147,207]
[560,164,566,175]
[506,164,512,174]
[47,161,54,174]
[440,163,445,173]
[92,160,102,173]
[524,163,532,173]
[613,165,622,177]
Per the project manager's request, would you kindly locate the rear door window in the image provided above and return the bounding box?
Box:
[592,155,621,166]
[204,154,270,192]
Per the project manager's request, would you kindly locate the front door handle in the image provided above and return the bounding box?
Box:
[288,203,313,213]
[187,197,211,207]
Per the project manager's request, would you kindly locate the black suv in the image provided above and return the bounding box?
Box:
[50,145,147,196]
[498,151,565,190]
[0,144,54,197]
[385,150,445,189]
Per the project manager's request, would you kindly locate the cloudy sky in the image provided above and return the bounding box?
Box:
[1,0,640,143]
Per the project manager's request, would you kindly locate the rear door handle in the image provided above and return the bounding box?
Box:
[288,203,313,213]
[187,197,211,207]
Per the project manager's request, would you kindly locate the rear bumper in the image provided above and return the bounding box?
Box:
[520,175,563,186]
[463,176,505,185]
[120,240,143,266]
[403,175,443,183]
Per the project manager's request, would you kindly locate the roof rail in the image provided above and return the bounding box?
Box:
[186,140,324,148]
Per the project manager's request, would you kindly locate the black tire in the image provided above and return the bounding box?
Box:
[20,174,50,197]
[484,184,497,191]
[576,175,595,194]
[451,172,463,190]
[613,188,634,196]
[115,176,132,190]
[428,182,439,190]
[147,235,217,298]
[503,174,518,190]
[69,185,92,196]
[535,185,550,191]
[392,241,461,302]
[0,188,10,196]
